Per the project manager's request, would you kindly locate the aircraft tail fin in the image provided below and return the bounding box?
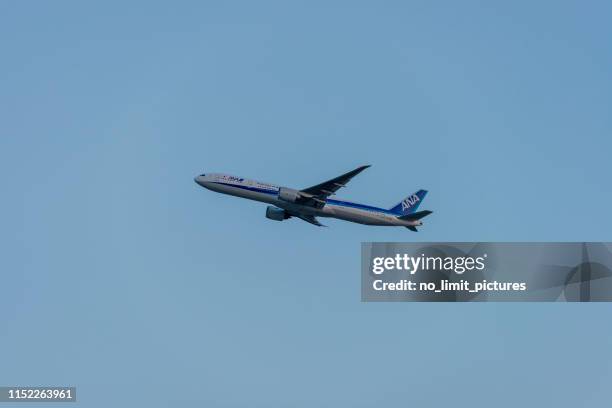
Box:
[390,190,427,215]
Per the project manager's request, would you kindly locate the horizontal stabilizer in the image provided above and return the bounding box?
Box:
[405,226,418,232]
[399,210,432,221]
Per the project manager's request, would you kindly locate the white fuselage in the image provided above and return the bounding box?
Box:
[195,173,422,227]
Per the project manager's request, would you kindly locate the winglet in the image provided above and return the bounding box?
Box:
[344,165,371,178]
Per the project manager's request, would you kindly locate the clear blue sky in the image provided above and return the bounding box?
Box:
[2,1,612,406]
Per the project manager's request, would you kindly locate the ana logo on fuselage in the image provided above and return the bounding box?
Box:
[401,195,419,211]
[226,176,244,183]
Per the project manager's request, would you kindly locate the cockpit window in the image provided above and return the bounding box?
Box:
[200,174,206,177]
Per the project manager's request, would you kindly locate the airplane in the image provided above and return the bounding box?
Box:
[194,165,432,231]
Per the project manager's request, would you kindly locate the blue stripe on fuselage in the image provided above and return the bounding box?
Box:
[211,181,395,215]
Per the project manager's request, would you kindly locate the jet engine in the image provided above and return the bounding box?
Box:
[278,187,301,203]
[265,206,289,221]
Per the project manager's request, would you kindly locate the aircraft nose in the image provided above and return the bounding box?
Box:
[194,175,206,186]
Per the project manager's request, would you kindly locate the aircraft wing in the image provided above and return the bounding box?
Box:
[299,165,370,208]
[295,214,326,227]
